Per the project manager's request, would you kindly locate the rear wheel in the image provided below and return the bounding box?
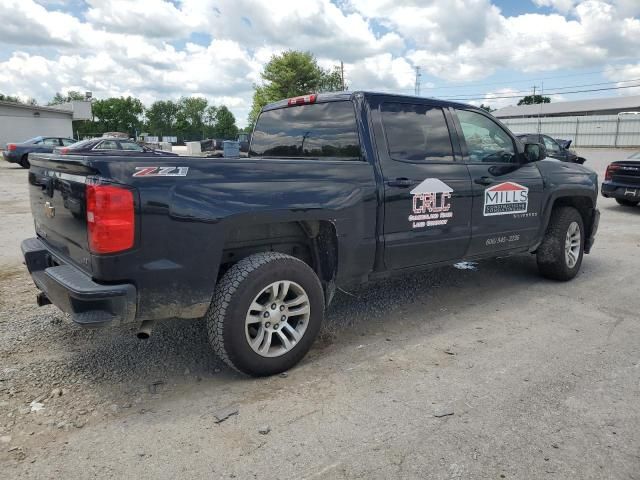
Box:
[537,206,584,281]
[616,198,639,207]
[206,252,324,376]
[19,155,30,169]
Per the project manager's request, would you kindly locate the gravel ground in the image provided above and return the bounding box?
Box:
[1,150,639,479]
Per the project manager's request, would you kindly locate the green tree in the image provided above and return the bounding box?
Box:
[145,100,179,137]
[319,65,345,92]
[49,90,85,105]
[175,96,208,140]
[91,96,144,136]
[212,106,238,139]
[0,94,36,105]
[248,50,345,126]
[479,104,495,113]
[517,95,551,106]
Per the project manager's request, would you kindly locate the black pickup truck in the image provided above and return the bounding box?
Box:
[22,92,600,376]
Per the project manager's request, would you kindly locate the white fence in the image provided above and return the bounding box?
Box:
[500,115,640,147]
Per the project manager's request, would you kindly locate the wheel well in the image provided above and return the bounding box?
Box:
[218,220,338,285]
[552,196,594,235]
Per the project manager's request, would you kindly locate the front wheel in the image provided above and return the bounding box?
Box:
[537,206,584,281]
[206,252,324,376]
[616,198,639,207]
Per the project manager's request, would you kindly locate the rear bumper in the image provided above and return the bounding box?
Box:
[584,208,600,254]
[21,237,136,327]
[2,151,19,163]
[601,182,640,200]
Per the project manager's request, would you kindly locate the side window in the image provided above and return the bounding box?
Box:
[542,136,560,153]
[61,138,76,146]
[381,103,453,162]
[42,138,60,146]
[250,101,361,160]
[456,110,516,163]
[94,140,119,150]
[119,141,144,151]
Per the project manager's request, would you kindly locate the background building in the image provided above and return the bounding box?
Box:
[494,95,640,147]
[0,100,92,147]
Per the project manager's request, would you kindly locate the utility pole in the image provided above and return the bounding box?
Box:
[414,66,422,96]
[340,61,345,91]
[532,85,537,97]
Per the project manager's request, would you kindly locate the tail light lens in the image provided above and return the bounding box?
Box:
[86,184,135,254]
[7,143,16,151]
[59,147,69,155]
[605,164,619,181]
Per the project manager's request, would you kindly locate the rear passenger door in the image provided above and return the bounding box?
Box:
[370,99,473,270]
[453,109,544,256]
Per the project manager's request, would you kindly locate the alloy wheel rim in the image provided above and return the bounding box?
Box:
[564,221,581,268]
[245,280,310,358]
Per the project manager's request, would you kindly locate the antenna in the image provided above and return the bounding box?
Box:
[414,66,422,96]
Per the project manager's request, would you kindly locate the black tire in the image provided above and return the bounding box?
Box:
[536,206,584,281]
[616,198,639,207]
[20,155,30,169]
[206,252,324,377]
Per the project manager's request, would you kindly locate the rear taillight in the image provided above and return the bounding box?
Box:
[86,184,135,254]
[605,164,619,181]
[288,94,317,106]
[59,147,69,155]
[7,143,16,151]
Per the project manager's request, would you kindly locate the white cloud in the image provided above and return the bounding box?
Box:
[0,0,639,127]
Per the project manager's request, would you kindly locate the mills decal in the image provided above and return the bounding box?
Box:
[484,182,528,216]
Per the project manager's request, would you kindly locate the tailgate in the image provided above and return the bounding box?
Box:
[611,161,640,186]
[28,155,96,273]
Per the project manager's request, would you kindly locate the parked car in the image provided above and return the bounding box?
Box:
[516,134,586,164]
[3,136,76,168]
[601,151,640,207]
[21,91,599,377]
[54,137,178,156]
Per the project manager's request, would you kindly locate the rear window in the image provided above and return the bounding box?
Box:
[250,101,361,160]
[381,103,453,162]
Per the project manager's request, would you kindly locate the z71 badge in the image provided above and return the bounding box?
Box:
[133,166,189,177]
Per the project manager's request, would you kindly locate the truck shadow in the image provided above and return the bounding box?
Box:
[56,253,544,388]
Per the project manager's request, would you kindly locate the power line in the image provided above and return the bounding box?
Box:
[440,83,640,101]
[438,77,640,100]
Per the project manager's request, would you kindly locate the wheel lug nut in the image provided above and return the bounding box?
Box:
[281,315,286,321]
[265,322,271,328]
[271,303,277,310]
[279,305,285,311]
[263,312,270,318]
[274,324,279,329]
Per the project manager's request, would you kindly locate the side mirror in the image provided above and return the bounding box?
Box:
[524,143,546,162]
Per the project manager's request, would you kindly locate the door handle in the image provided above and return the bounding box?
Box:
[474,176,493,186]
[387,178,413,188]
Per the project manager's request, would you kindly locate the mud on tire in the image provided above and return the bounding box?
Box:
[205,252,324,377]
[536,206,584,281]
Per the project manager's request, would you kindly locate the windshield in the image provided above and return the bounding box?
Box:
[250,101,360,159]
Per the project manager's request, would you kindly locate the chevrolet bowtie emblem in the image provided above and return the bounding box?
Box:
[44,201,55,219]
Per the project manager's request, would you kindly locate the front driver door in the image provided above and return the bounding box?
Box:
[453,109,544,257]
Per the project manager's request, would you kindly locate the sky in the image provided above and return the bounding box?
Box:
[0,0,639,127]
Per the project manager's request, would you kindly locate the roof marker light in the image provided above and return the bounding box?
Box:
[288,94,317,106]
